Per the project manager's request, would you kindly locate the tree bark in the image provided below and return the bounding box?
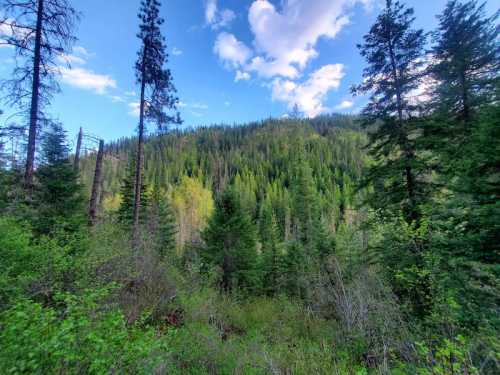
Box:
[24,0,44,197]
[74,127,83,172]
[88,139,104,226]
[132,52,147,244]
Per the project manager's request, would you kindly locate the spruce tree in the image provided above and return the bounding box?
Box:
[355,0,433,317]
[118,154,150,225]
[32,122,84,235]
[354,0,428,226]
[149,185,177,259]
[202,188,259,292]
[259,202,285,295]
[431,0,499,125]
[133,0,181,241]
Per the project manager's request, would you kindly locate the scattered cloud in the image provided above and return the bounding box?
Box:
[205,0,217,24]
[124,91,136,97]
[172,47,183,56]
[208,0,372,117]
[335,100,354,110]
[59,67,117,94]
[205,0,236,29]
[128,102,140,117]
[214,32,252,68]
[57,53,86,65]
[191,102,209,110]
[246,0,365,79]
[224,101,231,107]
[235,70,250,82]
[272,64,345,117]
[110,95,125,103]
[177,101,209,111]
[190,110,203,118]
[72,46,92,58]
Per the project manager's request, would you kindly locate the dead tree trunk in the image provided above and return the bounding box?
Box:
[88,139,104,226]
[74,127,83,172]
[24,0,44,197]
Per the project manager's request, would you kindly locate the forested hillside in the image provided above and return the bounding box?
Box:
[79,115,366,252]
[0,0,498,374]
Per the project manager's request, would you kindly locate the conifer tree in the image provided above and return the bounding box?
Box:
[292,159,320,250]
[133,0,181,241]
[354,0,428,226]
[118,154,150,225]
[32,122,84,235]
[202,188,259,292]
[431,0,499,125]
[0,0,78,194]
[259,201,286,295]
[149,185,177,259]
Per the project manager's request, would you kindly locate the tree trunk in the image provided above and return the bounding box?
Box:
[88,139,104,226]
[74,127,83,172]
[24,0,44,197]
[387,21,419,226]
[132,54,147,244]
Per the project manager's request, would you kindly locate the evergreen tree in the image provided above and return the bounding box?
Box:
[149,185,177,259]
[354,0,428,226]
[32,123,84,235]
[259,201,286,295]
[117,154,150,225]
[202,188,259,292]
[426,0,499,177]
[431,0,499,126]
[292,159,319,249]
[355,0,434,317]
[133,0,181,240]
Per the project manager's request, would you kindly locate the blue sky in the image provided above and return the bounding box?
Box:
[0,0,497,144]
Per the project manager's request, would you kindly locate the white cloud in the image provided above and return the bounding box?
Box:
[59,67,117,94]
[177,101,208,110]
[247,0,364,78]
[191,102,209,110]
[217,9,236,28]
[205,0,217,24]
[128,102,140,117]
[235,70,250,82]
[214,32,252,68]
[205,0,236,29]
[272,64,345,117]
[110,95,125,103]
[172,47,183,56]
[57,53,86,65]
[73,46,92,58]
[124,91,136,97]
[207,0,371,114]
[335,100,354,110]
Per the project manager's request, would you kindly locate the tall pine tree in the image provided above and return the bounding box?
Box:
[133,0,181,241]
[354,0,428,226]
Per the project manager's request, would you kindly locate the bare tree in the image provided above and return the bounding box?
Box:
[133,0,181,243]
[73,126,82,172]
[88,139,104,227]
[0,0,78,196]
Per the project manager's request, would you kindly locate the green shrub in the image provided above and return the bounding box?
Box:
[0,289,169,374]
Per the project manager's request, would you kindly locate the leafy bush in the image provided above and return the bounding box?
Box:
[0,289,169,374]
